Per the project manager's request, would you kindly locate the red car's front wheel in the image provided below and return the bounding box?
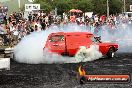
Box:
[107,48,115,58]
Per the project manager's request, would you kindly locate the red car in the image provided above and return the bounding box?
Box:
[44,32,118,58]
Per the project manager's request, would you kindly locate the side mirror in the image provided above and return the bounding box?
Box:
[94,36,101,41]
[94,36,101,43]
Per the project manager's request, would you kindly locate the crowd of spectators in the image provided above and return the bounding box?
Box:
[0,11,131,47]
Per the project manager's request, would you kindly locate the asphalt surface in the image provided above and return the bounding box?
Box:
[0,53,132,88]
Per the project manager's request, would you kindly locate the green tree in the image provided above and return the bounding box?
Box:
[76,0,93,12]
[125,0,132,12]
[33,0,124,15]
[53,1,72,15]
[40,2,52,13]
[34,0,52,13]
[92,0,123,15]
[109,0,123,14]
[92,0,107,15]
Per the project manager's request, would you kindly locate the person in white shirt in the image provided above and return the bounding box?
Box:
[94,15,99,23]
[34,21,42,32]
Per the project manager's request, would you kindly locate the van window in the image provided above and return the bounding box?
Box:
[49,35,64,42]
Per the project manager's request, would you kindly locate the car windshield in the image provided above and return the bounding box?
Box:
[49,35,64,42]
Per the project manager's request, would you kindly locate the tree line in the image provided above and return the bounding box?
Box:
[34,0,132,15]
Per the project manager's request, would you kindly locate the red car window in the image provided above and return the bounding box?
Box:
[49,35,64,42]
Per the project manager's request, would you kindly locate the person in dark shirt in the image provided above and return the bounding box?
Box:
[41,20,46,30]
[3,13,7,25]
[8,15,12,23]
[28,14,32,22]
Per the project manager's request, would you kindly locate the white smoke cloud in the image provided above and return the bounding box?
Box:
[13,23,132,64]
[100,24,132,52]
[75,45,102,62]
[13,23,102,64]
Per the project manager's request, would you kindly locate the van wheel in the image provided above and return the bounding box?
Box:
[61,52,69,56]
[107,48,115,58]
